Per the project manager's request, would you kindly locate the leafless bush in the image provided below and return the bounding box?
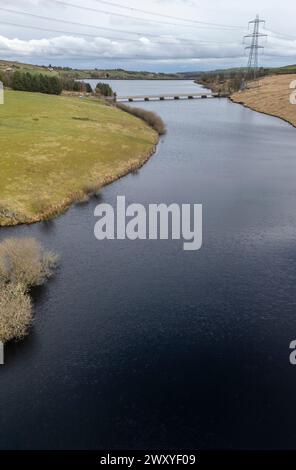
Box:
[116,103,166,135]
[0,283,32,343]
[0,237,58,290]
[0,237,58,343]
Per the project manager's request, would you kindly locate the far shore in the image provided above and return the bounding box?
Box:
[81,77,194,81]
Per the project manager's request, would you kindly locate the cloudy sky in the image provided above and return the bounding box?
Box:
[0,0,295,71]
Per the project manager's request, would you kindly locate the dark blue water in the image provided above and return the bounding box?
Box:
[1,89,296,450]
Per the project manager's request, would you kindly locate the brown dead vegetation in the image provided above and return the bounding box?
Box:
[0,238,58,343]
[231,74,296,128]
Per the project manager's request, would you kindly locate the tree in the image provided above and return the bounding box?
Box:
[31,74,41,92]
[50,76,63,95]
[61,77,75,90]
[24,72,33,91]
[85,83,93,93]
[12,71,25,91]
[39,74,50,93]
[96,82,113,97]
[73,81,82,92]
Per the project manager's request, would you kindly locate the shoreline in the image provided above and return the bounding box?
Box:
[0,136,159,228]
[5,75,295,228]
[230,95,296,130]
[0,90,160,228]
[230,74,296,130]
[198,74,296,130]
[82,77,193,81]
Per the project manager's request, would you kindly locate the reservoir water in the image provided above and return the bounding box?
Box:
[1,81,296,449]
[86,78,207,96]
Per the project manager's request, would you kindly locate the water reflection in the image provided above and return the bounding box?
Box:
[1,89,296,449]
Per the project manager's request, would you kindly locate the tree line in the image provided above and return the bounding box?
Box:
[11,71,63,95]
[199,68,266,94]
[0,70,114,97]
[95,82,113,97]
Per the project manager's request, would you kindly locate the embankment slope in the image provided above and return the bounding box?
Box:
[231,74,296,127]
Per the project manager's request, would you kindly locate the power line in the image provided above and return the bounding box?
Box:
[0,8,237,45]
[0,20,236,47]
[0,21,235,61]
[89,0,244,29]
[0,6,148,38]
[90,2,296,40]
[0,20,140,42]
[51,0,244,31]
[1,5,293,52]
[267,29,296,40]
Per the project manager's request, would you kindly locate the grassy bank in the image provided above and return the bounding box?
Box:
[231,74,296,128]
[0,90,158,226]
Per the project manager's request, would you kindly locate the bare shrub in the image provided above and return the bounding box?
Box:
[0,237,58,289]
[116,103,166,135]
[0,238,58,343]
[0,283,32,343]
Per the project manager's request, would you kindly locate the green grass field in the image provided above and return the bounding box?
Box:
[0,60,59,77]
[0,90,157,225]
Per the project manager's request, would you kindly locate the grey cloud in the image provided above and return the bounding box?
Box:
[0,0,295,69]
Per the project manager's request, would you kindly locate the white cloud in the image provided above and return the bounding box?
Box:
[0,34,239,59]
[0,32,295,62]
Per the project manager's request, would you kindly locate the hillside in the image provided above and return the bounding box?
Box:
[0,90,158,226]
[231,74,296,127]
[2,59,296,82]
[0,60,180,80]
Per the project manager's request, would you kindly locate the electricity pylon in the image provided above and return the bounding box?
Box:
[244,15,267,82]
